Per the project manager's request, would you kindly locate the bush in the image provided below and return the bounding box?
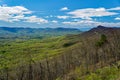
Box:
[85,73,101,80]
[95,34,107,47]
[63,42,76,47]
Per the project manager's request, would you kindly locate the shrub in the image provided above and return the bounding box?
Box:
[63,42,76,47]
[95,34,107,47]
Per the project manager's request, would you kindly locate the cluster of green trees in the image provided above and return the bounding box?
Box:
[95,34,107,47]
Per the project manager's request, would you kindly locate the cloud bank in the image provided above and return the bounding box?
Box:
[67,8,118,20]
[0,5,120,28]
[0,5,48,24]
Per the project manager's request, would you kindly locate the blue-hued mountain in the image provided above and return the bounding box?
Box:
[0,27,81,39]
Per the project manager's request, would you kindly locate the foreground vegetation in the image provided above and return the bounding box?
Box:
[64,63,120,80]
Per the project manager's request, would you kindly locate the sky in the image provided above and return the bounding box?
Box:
[0,0,120,28]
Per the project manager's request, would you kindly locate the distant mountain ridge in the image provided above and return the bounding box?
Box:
[0,27,81,39]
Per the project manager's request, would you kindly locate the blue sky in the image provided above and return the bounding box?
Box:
[0,0,120,28]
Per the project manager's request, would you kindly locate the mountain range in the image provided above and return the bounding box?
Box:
[0,27,81,39]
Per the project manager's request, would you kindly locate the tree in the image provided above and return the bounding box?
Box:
[95,34,107,47]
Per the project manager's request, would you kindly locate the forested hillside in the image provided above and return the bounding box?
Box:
[0,26,120,80]
[0,27,81,39]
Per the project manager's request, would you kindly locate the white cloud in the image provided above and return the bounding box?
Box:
[0,5,31,22]
[25,16,48,24]
[61,7,120,27]
[45,15,53,18]
[0,5,48,24]
[51,20,58,23]
[0,5,32,15]
[60,7,69,11]
[62,20,96,26]
[62,20,120,27]
[115,17,120,20]
[57,16,69,19]
[108,7,120,11]
[67,8,118,20]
